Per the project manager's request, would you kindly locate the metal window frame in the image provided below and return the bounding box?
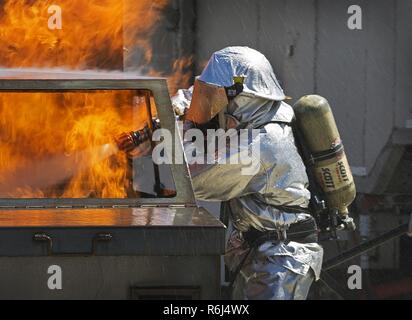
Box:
[0,75,196,208]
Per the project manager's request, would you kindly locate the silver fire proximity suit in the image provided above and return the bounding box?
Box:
[173,47,324,300]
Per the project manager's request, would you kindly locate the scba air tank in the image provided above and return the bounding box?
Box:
[293,95,356,217]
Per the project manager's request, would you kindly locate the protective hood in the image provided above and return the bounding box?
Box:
[228,94,295,129]
[199,46,286,101]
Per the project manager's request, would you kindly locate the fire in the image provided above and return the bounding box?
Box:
[0,0,168,70]
[0,0,192,199]
[167,56,194,96]
[0,0,192,91]
[0,90,149,198]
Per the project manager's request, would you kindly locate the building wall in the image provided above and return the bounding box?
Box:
[195,0,412,186]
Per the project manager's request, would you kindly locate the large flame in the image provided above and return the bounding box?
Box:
[0,0,192,199]
[0,0,191,92]
[0,90,151,198]
[0,0,168,70]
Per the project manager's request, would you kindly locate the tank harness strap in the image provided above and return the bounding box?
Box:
[270,204,312,215]
[243,216,319,247]
[309,143,344,164]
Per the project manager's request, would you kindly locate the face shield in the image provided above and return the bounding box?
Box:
[185,79,229,125]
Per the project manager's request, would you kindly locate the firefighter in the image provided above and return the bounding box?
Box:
[172,46,324,300]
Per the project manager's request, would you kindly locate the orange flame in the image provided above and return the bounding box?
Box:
[0,0,192,91]
[0,91,153,198]
[0,90,151,198]
[0,0,169,70]
[0,0,192,199]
